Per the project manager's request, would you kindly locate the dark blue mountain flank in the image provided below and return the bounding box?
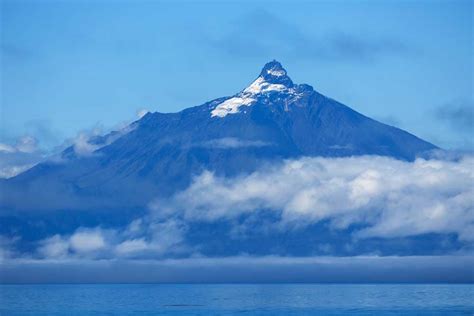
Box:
[0,61,436,210]
[1,61,447,257]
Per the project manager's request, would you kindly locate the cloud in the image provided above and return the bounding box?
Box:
[0,109,145,178]
[0,127,137,177]
[37,228,110,259]
[210,9,411,63]
[0,163,37,179]
[37,235,69,259]
[199,137,271,149]
[151,155,474,242]
[4,152,473,261]
[0,136,43,178]
[181,137,272,150]
[115,239,148,255]
[69,121,139,157]
[115,219,188,257]
[36,219,188,260]
[1,255,473,283]
[69,229,107,253]
[72,132,103,157]
[0,136,38,154]
[73,107,153,157]
[14,136,38,153]
[136,108,150,119]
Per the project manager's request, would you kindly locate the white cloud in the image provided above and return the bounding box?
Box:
[114,219,188,257]
[115,238,148,255]
[36,219,188,259]
[0,163,37,178]
[72,132,102,156]
[38,235,69,258]
[151,155,474,242]
[37,229,109,259]
[69,229,107,253]
[15,136,39,153]
[0,136,38,154]
[0,136,42,178]
[200,137,271,149]
[1,110,144,176]
[71,122,139,157]
[136,109,149,119]
[0,143,16,153]
[8,154,474,262]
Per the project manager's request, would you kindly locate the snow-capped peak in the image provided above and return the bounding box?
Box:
[259,60,293,87]
[242,77,287,95]
[211,60,300,118]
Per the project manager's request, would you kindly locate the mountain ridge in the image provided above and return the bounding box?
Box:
[1,60,437,213]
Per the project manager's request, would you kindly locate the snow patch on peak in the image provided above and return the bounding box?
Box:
[211,76,291,118]
[211,61,305,118]
[266,68,286,77]
[211,96,255,118]
[243,77,287,95]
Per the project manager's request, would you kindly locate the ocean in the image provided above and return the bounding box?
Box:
[1,284,473,315]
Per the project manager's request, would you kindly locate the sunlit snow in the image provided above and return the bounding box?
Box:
[211,76,293,118]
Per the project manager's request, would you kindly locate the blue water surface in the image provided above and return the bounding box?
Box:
[1,284,473,315]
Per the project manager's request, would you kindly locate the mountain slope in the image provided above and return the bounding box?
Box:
[1,61,436,213]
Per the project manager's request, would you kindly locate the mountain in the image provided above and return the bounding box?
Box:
[0,61,442,256]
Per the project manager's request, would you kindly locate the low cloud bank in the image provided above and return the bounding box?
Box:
[33,219,188,260]
[1,256,473,283]
[1,154,473,264]
[152,155,474,242]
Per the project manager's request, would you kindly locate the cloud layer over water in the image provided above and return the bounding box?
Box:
[2,256,473,283]
[1,154,473,264]
[153,155,474,242]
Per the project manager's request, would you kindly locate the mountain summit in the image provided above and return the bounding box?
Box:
[259,60,294,86]
[1,61,436,213]
[211,60,310,117]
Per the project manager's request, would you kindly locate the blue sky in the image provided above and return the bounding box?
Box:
[1,0,472,150]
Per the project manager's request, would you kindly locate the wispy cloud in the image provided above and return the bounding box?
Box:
[209,9,412,63]
[198,137,271,149]
[71,131,104,157]
[0,108,148,178]
[0,136,43,178]
[136,109,150,119]
[65,111,144,158]
[0,136,38,154]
